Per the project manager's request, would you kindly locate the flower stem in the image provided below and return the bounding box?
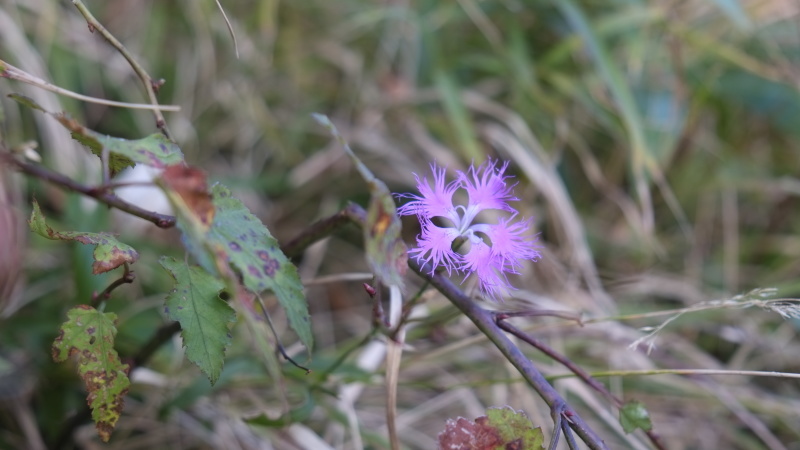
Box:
[409,258,609,450]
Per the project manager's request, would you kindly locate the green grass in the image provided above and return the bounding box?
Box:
[2,0,800,448]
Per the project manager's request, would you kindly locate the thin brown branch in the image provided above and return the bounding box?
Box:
[0,152,176,228]
[71,0,173,137]
[495,309,584,325]
[281,201,366,258]
[410,258,609,450]
[91,263,136,307]
[254,292,311,373]
[496,317,666,450]
[0,59,180,111]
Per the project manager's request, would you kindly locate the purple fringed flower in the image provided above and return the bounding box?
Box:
[397,160,541,301]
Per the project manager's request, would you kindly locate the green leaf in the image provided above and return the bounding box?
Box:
[28,200,138,274]
[7,93,47,112]
[51,305,130,442]
[204,184,312,352]
[438,406,544,450]
[485,406,545,447]
[6,94,183,175]
[55,114,184,175]
[312,114,407,288]
[620,400,653,433]
[160,168,313,354]
[159,256,235,385]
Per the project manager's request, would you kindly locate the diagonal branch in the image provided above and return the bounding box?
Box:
[0,152,175,228]
[497,316,666,450]
[71,0,173,137]
[409,258,608,450]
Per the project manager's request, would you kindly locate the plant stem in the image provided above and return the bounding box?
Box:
[281,201,366,258]
[409,258,609,450]
[497,317,666,450]
[91,263,136,308]
[0,152,176,228]
[0,59,179,112]
[70,0,173,137]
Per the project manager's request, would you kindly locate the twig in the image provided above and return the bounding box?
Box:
[214,0,240,59]
[549,368,800,381]
[495,309,584,325]
[281,202,366,258]
[409,258,609,450]
[254,292,311,373]
[71,0,173,136]
[0,59,180,112]
[0,152,176,228]
[91,263,136,307]
[497,318,619,406]
[496,317,666,450]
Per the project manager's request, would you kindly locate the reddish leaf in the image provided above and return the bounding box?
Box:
[438,406,544,450]
[160,165,215,229]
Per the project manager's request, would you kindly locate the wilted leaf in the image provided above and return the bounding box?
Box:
[620,400,653,434]
[55,114,183,175]
[160,256,235,384]
[160,165,215,230]
[28,200,138,274]
[5,93,183,176]
[51,305,130,442]
[312,113,407,288]
[438,406,544,450]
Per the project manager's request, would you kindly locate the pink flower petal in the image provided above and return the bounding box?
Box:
[397,163,459,223]
[410,219,462,274]
[459,160,518,215]
[473,216,541,271]
[461,236,515,301]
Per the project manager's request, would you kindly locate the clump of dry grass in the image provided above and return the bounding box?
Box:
[2,0,800,448]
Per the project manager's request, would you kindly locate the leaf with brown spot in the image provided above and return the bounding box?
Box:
[62,117,184,176]
[52,305,130,443]
[177,184,312,354]
[437,406,544,450]
[28,200,138,274]
[6,94,183,176]
[159,165,216,231]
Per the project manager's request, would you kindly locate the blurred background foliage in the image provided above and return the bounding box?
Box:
[2,0,800,448]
